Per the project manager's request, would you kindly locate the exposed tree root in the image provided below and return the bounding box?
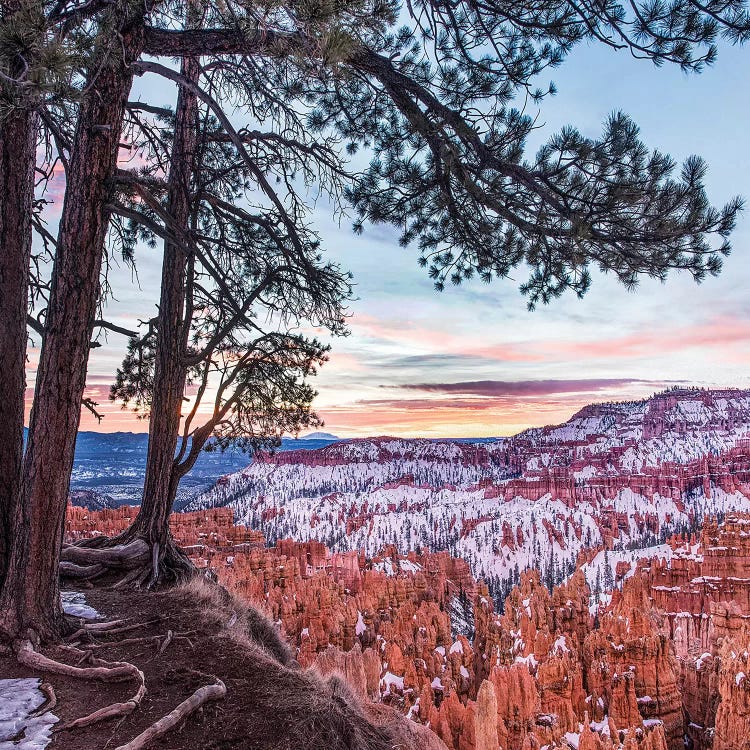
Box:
[29,681,57,716]
[71,535,114,549]
[17,640,141,682]
[59,561,106,579]
[75,648,94,665]
[55,667,146,732]
[60,534,195,589]
[112,566,148,590]
[16,641,149,735]
[60,540,151,582]
[81,620,128,632]
[113,677,226,750]
[66,618,163,643]
[85,630,195,651]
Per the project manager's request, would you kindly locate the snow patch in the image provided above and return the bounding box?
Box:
[0,678,58,750]
[60,591,101,620]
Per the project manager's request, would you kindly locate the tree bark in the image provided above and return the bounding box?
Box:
[0,108,37,589]
[126,39,200,566]
[0,5,147,641]
[0,0,41,629]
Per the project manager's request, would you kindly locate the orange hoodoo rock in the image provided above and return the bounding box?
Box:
[64,507,750,750]
[583,575,682,748]
[634,513,750,750]
[713,639,750,750]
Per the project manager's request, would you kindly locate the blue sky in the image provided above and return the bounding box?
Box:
[33,35,750,437]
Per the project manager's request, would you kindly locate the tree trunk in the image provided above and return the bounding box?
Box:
[127,45,200,567]
[0,8,147,641]
[0,0,42,634]
[0,106,37,591]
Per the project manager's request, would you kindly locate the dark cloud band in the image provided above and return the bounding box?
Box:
[394,378,670,397]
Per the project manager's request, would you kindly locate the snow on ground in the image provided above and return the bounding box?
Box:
[582,545,674,590]
[0,679,58,750]
[189,390,750,596]
[61,590,101,620]
[581,544,673,611]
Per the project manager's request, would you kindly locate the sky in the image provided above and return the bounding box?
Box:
[26,34,750,438]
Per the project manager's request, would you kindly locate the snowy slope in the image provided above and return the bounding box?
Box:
[188,389,750,594]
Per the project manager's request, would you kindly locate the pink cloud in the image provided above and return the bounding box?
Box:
[554,315,750,362]
[350,312,750,368]
[351,313,542,362]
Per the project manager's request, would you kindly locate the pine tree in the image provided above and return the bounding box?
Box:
[2,0,749,642]
[603,550,615,592]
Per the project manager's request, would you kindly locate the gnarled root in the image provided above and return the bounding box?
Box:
[59,561,106,579]
[84,630,195,652]
[66,619,162,644]
[60,534,195,589]
[17,641,148,733]
[55,667,146,732]
[113,677,226,750]
[60,539,151,583]
[17,640,140,682]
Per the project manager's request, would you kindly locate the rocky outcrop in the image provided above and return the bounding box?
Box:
[67,508,677,749]
[583,575,682,748]
[713,640,750,750]
[65,505,750,750]
[65,505,266,549]
[610,513,750,750]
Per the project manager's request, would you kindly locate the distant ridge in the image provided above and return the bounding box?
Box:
[191,386,750,596]
[298,431,339,441]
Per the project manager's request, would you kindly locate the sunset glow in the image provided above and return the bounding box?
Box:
[25,41,750,439]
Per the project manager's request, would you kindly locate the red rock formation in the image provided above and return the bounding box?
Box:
[583,575,682,748]
[65,505,266,549]
[713,639,750,750]
[66,507,750,750]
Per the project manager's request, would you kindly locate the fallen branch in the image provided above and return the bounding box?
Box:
[113,677,227,750]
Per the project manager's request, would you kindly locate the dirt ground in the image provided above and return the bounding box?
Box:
[0,587,399,750]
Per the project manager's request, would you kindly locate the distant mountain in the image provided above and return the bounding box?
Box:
[63,430,350,509]
[69,488,115,511]
[298,431,340,441]
[189,387,750,595]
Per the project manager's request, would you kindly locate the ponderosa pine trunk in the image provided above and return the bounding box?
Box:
[0,104,37,592]
[0,0,42,634]
[126,45,200,568]
[0,6,147,640]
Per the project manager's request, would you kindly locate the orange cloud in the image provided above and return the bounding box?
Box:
[351,313,543,362]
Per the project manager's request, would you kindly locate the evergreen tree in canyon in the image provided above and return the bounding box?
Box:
[0,0,149,640]
[0,0,748,645]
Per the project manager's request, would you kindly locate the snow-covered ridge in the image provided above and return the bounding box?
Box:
[189,388,750,596]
